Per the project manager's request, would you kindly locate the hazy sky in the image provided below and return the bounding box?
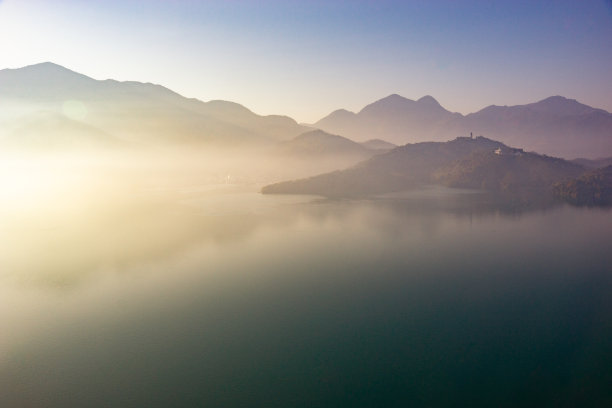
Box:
[1,0,612,122]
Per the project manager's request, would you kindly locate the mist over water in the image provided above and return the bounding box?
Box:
[3,1,612,404]
[0,155,611,407]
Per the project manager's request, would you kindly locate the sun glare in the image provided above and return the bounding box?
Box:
[0,158,77,212]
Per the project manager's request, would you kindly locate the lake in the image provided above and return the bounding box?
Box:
[1,181,611,407]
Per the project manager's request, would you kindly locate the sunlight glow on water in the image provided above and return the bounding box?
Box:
[1,158,611,407]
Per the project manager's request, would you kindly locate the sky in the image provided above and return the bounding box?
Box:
[1,0,612,123]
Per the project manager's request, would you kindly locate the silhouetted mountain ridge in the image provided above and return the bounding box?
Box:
[262,136,586,198]
[314,94,461,148]
[525,95,609,116]
[263,136,504,196]
[0,62,307,148]
[314,94,612,158]
[272,129,373,159]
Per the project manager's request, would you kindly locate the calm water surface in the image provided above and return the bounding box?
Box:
[1,185,611,407]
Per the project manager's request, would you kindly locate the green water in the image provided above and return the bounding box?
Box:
[1,188,611,407]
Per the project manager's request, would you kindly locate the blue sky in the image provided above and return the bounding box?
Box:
[1,0,611,122]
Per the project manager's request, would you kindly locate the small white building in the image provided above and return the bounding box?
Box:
[494,148,502,155]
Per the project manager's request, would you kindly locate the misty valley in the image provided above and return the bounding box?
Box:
[1,62,612,407]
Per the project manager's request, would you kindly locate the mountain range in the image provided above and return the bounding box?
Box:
[313,94,612,159]
[1,62,611,160]
[0,62,307,148]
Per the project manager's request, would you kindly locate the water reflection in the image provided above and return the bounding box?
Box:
[1,163,611,407]
[1,173,609,289]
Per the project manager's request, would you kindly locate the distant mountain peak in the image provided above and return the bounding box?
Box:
[385,93,406,99]
[12,61,84,75]
[274,128,372,160]
[378,94,411,104]
[328,108,356,116]
[0,61,94,84]
[313,109,357,128]
[0,61,309,146]
[333,108,354,114]
[542,95,570,101]
[10,61,62,70]
[529,95,607,116]
[364,93,449,113]
[417,95,438,104]
[417,95,443,109]
[535,95,578,106]
[359,94,414,114]
[294,129,339,140]
[31,61,64,68]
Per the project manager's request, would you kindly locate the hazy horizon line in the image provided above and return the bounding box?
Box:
[4,61,609,124]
